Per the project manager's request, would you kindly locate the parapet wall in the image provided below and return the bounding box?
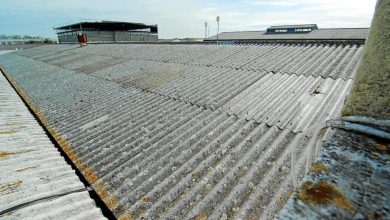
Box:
[342,0,390,119]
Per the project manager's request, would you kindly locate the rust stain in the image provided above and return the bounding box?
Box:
[118,215,134,220]
[95,183,119,210]
[0,180,23,196]
[15,165,38,172]
[83,167,99,183]
[0,131,16,135]
[310,163,329,173]
[194,212,207,220]
[142,196,149,203]
[104,195,119,210]
[298,181,355,212]
[0,151,14,158]
[0,150,33,158]
[372,143,387,152]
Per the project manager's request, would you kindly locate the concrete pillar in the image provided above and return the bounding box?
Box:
[342,0,390,119]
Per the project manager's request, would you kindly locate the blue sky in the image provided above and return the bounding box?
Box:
[0,0,377,39]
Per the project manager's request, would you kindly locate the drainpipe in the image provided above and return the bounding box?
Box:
[342,0,390,119]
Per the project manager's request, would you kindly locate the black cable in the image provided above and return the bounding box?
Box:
[0,187,90,216]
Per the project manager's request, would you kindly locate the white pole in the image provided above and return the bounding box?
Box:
[216,16,220,44]
[204,21,208,39]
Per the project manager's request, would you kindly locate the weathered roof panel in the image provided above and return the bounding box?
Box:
[14,43,363,80]
[91,59,194,90]
[223,74,353,132]
[0,73,105,219]
[153,67,267,109]
[2,192,106,220]
[0,41,364,219]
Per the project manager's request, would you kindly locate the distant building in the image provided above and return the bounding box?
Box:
[54,21,158,44]
[205,24,369,44]
[0,35,46,45]
[266,24,318,33]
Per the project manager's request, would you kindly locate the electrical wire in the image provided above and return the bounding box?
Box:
[0,187,92,216]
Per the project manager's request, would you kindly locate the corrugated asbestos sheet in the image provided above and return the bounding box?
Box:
[0,73,105,219]
[16,43,363,80]
[223,73,353,132]
[0,42,361,219]
[153,67,267,109]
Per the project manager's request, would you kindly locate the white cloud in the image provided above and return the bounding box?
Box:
[0,0,377,38]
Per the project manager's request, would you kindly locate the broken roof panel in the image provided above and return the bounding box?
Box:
[223,73,353,132]
[0,73,105,219]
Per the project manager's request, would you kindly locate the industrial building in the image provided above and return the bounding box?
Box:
[0,3,389,219]
[205,24,369,44]
[0,35,47,45]
[54,21,158,44]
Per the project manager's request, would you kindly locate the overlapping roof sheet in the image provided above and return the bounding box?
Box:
[0,42,362,219]
[0,72,105,219]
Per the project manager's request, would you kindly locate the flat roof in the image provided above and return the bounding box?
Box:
[54,21,158,33]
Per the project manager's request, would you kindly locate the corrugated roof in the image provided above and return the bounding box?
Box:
[224,74,353,132]
[11,43,363,80]
[0,73,105,219]
[0,42,363,219]
[152,67,267,109]
[206,28,369,40]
